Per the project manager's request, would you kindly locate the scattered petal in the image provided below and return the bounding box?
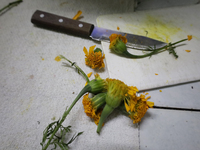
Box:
[185,50,191,52]
[55,56,61,62]
[159,90,162,92]
[155,73,158,75]
[73,10,82,20]
[87,72,93,78]
[187,35,192,41]
[117,26,120,30]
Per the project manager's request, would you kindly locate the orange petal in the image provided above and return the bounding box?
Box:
[83,47,88,55]
[55,56,61,62]
[187,35,192,41]
[124,101,130,112]
[89,45,96,53]
[73,10,82,20]
[147,101,154,108]
[87,72,93,77]
[185,50,191,52]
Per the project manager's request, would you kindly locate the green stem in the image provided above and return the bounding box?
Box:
[60,55,90,83]
[0,0,23,13]
[42,85,91,150]
[124,38,188,59]
[97,104,114,134]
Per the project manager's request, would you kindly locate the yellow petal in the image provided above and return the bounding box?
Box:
[87,72,93,78]
[185,50,191,52]
[147,101,154,108]
[187,35,192,41]
[72,10,82,20]
[89,45,96,53]
[83,47,88,55]
[55,56,61,62]
[124,101,130,112]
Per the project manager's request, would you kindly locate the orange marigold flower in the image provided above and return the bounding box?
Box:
[82,93,106,125]
[83,45,105,69]
[109,33,127,44]
[82,94,101,125]
[124,88,154,124]
[187,35,192,41]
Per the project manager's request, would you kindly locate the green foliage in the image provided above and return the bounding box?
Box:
[41,120,83,150]
[0,0,23,13]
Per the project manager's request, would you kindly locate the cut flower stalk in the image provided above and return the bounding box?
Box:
[45,55,154,150]
[109,34,192,59]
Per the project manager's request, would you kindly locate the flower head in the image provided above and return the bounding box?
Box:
[109,33,127,44]
[83,45,105,69]
[109,34,128,56]
[87,73,107,94]
[105,78,128,108]
[124,88,154,124]
[82,93,106,125]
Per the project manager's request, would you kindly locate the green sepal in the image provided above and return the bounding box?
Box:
[96,104,114,134]
[94,48,102,53]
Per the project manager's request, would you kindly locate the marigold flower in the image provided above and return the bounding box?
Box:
[82,93,106,125]
[105,78,128,108]
[83,45,105,69]
[109,33,127,44]
[124,93,154,124]
[97,78,128,133]
[87,73,107,94]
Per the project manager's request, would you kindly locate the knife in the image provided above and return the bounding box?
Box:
[31,10,167,49]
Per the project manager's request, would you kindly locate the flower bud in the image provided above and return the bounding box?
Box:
[105,79,128,108]
[87,74,107,94]
[109,37,128,55]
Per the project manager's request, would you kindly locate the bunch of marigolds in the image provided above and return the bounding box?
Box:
[81,73,154,133]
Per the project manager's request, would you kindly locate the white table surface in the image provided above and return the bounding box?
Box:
[0,0,199,150]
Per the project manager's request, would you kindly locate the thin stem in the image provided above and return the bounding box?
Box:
[60,55,90,82]
[0,0,23,13]
[42,85,91,150]
[125,38,188,59]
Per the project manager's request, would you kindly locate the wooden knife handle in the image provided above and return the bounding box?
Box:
[31,10,94,38]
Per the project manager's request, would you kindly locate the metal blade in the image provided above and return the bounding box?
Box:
[90,26,167,50]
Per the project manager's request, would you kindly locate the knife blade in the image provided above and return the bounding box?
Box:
[31,10,167,49]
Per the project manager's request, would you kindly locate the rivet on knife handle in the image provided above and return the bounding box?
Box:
[31,10,94,38]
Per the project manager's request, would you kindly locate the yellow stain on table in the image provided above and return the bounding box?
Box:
[127,15,182,43]
[21,98,33,115]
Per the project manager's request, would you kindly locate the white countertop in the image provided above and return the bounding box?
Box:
[0,0,200,150]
